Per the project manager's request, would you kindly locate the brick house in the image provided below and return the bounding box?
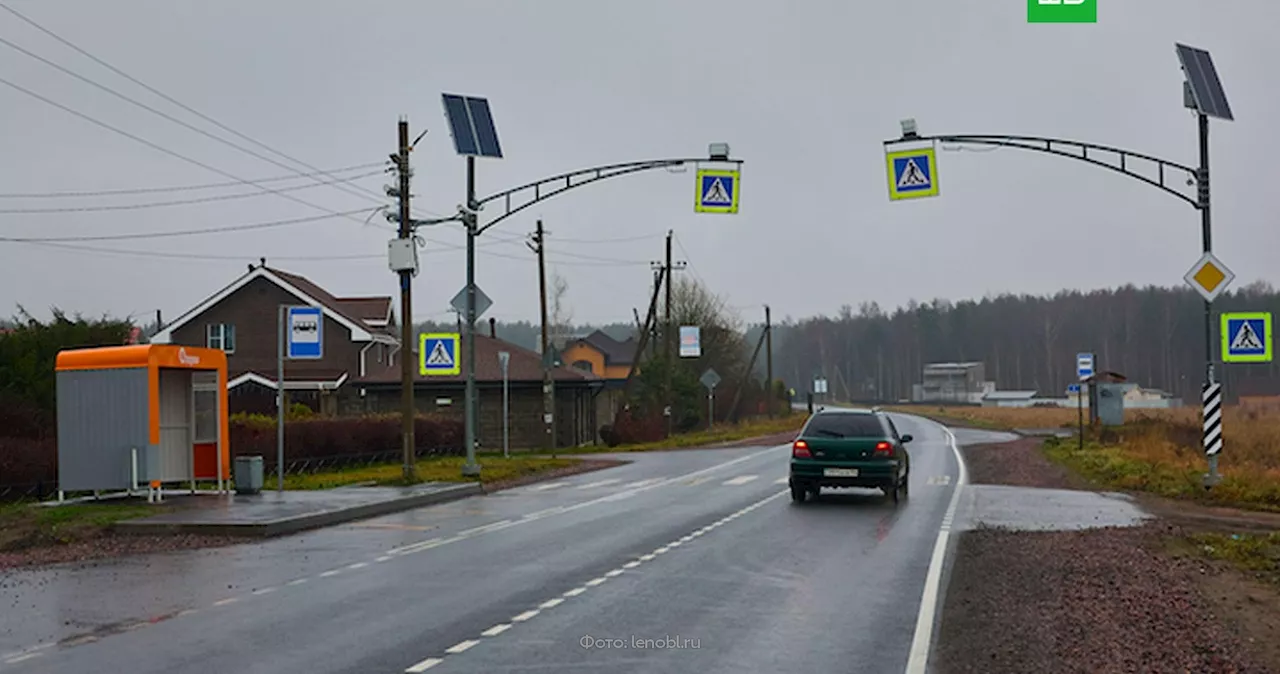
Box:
[351,322,605,449]
[561,329,639,429]
[149,260,400,415]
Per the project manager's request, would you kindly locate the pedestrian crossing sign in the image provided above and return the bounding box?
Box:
[886,147,939,200]
[1221,312,1272,363]
[420,332,461,375]
[695,169,740,214]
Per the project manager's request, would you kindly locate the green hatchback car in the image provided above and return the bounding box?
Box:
[789,408,912,504]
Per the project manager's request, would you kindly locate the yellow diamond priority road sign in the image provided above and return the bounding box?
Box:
[1183,251,1235,302]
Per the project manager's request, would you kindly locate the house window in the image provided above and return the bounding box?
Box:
[572,360,593,373]
[206,323,236,353]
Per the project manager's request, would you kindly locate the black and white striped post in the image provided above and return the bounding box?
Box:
[1202,382,1223,487]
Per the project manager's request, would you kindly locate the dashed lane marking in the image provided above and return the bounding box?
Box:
[773,477,788,485]
[723,474,759,486]
[532,482,568,491]
[396,489,787,671]
[576,478,621,489]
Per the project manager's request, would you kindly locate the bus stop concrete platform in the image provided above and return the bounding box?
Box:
[114,482,482,538]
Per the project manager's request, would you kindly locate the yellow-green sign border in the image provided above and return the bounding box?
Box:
[1220,312,1272,363]
[886,147,940,201]
[419,332,461,375]
[694,168,740,214]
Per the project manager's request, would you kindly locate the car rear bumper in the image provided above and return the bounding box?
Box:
[789,461,900,489]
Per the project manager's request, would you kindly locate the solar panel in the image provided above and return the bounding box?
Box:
[440,93,503,158]
[1175,43,1234,122]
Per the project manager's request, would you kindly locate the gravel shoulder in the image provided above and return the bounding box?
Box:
[936,437,1280,674]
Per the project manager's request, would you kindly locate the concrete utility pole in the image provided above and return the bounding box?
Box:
[528,219,556,453]
[395,120,416,482]
[664,229,674,439]
[765,304,773,417]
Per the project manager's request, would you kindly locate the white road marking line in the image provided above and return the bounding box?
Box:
[388,537,445,555]
[511,610,540,622]
[539,597,565,609]
[622,560,641,569]
[459,520,513,536]
[563,587,587,597]
[251,587,277,595]
[639,553,656,561]
[532,482,567,491]
[212,597,239,606]
[445,639,479,654]
[287,578,308,586]
[375,555,394,562]
[3,652,44,664]
[405,657,444,672]
[319,569,341,578]
[481,624,512,637]
[346,562,368,570]
[620,478,662,490]
[905,424,967,674]
[654,546,670,554]
[577,478,621,489]
[605,568,624,577]
[774,477,788,485]
[668,540,683,547]
[723,474,759,486]
[684,476,713,486]
[585,577,607,586]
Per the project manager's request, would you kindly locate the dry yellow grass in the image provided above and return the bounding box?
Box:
[890,403,1280,510]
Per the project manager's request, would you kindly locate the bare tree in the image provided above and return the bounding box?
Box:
[550,271,573,351]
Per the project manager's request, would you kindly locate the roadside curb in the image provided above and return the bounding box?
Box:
[114,483,482,538]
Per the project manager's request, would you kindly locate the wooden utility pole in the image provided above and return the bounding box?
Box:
[615,266,667,422]
[528,219,555,452]
[395,120,416,482]
[664,230,674,437]
[765,304,773,417]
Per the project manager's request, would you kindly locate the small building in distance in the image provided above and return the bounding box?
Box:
[913,362,994,403]
[980,390,1039,408]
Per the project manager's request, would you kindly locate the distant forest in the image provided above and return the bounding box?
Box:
[772,281,1280,404]
[435,281,1280,406]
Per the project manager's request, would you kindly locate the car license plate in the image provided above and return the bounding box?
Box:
[824,468,859,477]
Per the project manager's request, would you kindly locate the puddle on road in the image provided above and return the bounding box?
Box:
[956,485,1152,532]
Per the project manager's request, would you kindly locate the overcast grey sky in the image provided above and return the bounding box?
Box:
[1,1,1274,328]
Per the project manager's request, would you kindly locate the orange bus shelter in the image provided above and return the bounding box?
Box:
[55,344,230,495]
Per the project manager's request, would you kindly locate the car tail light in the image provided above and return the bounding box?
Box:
[792,440,811,458]
[874,441,892,456]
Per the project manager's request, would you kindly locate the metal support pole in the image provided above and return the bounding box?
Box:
[708,390,714,430]
[503,363,510,459]
[463,156,481,477]
[276,304,285,492]
[1077,385,1084,450]
[1197,112,1221,486]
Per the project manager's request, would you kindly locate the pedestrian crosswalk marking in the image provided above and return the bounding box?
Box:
[723,475,758,486]
[577,478,620,489]
[532,482,566,491]
[684,476,713,486]
[926,475,952,486]
[773,477,788,485]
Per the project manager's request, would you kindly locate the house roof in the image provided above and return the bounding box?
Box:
[150,264,395,345]
[334,296,393,327]
[229,370,350,391]
[571,329,637,366]
[356,334,601,385]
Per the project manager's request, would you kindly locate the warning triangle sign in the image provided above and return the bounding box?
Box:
[897,159,930,188]
[1231,321,1263,351]
[702,178,732,204]
[426,340,455,366]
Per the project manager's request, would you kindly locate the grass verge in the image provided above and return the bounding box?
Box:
[560,413,808,454]
[1176,531,1280,588]
[0,501,161,552]
[1042,434,1280,513]
[280,454,583,490]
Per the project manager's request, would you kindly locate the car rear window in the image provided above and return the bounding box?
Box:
[804,413,886,438]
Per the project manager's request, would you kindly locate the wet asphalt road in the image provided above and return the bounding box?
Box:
[0,415,1006,674]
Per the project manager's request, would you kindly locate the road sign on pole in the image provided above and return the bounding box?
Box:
[679,326,701,357]
[885,147,939,200]
[1221,312,1272,363]
[420,333,461,376]
[695,169,740,213]
[701,368,720,429]
[451,285,492,321]
[286,306,323,359]
[1183,251,1235,302]
[1076,352,1094,380]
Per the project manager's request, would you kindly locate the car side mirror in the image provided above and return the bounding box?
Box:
[900,434,913,444]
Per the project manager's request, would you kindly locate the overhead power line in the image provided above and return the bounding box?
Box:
[0,2,392,207]
[0,208,374,242]
[0,170,384,213]
[0,74,399,235]
[0,162,382,198]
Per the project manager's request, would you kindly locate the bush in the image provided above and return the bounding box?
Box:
[229,413,465,469]
[0,435,56,491]
[611,409,665,445]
